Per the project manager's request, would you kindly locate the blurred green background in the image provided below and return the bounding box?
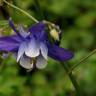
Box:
[0,0,96,96]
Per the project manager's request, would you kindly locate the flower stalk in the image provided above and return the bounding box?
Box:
[3,0,39,23]
[61,62,81,96]
[68,48,96,74]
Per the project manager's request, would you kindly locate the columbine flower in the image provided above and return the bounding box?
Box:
[0,18,74,70]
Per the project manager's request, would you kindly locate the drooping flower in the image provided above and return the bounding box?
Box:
[0,18,74,70]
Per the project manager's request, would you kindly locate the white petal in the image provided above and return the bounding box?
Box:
[19,55,33,69]
[40,43,48,60]
[17,42,27,62]
[19,25,30,38]
[25,38,40,57]
[36,55,47,69]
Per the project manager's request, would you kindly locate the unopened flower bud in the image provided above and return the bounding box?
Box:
[50,28,59,41]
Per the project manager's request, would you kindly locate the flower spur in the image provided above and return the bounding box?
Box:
[0,18,74,70]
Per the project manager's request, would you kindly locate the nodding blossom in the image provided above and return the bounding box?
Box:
[0,18,74,70]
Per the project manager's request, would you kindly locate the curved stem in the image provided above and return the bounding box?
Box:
[3,0,39,23]
[61,63,81,96]
[68,48,96,74]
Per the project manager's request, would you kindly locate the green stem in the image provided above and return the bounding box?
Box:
[61,63,81,96]
[3,0,39,23]
[68,48,96,74]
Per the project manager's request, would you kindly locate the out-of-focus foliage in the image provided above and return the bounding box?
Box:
[0,0,96,96]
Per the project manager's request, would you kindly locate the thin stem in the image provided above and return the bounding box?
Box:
[61,63,81,96]
[68,48,96,74]
[34,0,44,20]
[3,0,39,23]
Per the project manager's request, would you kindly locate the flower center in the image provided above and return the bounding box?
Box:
[31,57,37,64]
[43,20,60,41]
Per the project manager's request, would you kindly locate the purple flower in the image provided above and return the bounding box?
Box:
[0,18,74,70]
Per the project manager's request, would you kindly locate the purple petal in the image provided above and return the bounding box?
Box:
[48,44,74,61]
[19,25,30,38]
[28,22,47,40]
[0,35,23,43]
[0,35,21,52]
[8,18,25,40]
[8,18,17,33]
